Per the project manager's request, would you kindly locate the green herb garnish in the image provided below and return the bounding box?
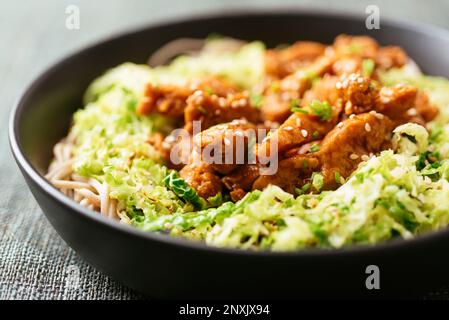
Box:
[334,171,342,184]
[310,144,320,153]
[362,59,375,77]
[290,99,308,113]
[309,100,333,121]
[250,92,264,108]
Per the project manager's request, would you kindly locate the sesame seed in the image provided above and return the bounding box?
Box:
[301,129,308,137]
[361,154,370,161]
[235,131,244,137]
[407,108,418,116]
[238,98,247,107]
[337,122,344,128]
[349,114,355,119]
[357,77,364,83]
[193,96,204,104]
[346,101,352,109]
[193,90,203,96]
[336,82,342,89]
[218,97,226,107]
[381,88,393,96]
[283,126,294,131]
[380,96,391,104]
[165,135,176,143]
[223,138,231,145]
[341,79,349,89]
[365,123,371,132]
[374,113,384,120]
[296,118,301,127]
[350,153,359,160]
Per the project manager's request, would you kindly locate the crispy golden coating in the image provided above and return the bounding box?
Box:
[257,93,342,159]
[179,120,258,199]
[375,46,408,70]
[377,84,419,126]
[253,113,394,192]
[137,83,191,117]
[192,120,256,175]
[260,56,334,123]
[333,35,380,59]
[331,56,364,76]
[252,156,320,194]
[222,164,261,201]
[414,90,439,123]
[301,75,340,106]
[265,41,326,78]
[184,91,259,133]
[337,74,380,115]
[137,76,237,116]
[316,112,394,189]
[138,35,440,201]
[179,160,223,199]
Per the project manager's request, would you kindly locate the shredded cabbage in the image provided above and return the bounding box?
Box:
[69,49,449,251]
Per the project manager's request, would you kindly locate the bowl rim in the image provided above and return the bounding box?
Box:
[9,7,449,258]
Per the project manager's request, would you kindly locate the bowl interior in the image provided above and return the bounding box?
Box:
[14,11,449,177]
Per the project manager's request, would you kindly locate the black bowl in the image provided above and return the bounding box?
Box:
[9,10,449,299]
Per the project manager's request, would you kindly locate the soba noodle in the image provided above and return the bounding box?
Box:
[46,133,121,221]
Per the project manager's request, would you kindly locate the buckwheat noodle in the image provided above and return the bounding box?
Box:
[45,131,128,222]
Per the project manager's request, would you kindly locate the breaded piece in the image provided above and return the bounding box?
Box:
[137,76,237,116]
[222,164,262,201]
[179,160,223,199]
[184,91,259,133]
[252,113,394,193]
[192,119,257,175]
[265,41,326,77]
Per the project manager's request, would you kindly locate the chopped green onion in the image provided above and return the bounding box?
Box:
[198,106,208,115]
[312,172,324,191]
[309,100,333,121]
[362,59,375,77]
[250,92,264,108]
[334,171,342,184]
[311,144,320,153]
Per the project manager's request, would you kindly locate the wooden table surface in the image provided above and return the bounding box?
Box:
[1,0,449,300]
